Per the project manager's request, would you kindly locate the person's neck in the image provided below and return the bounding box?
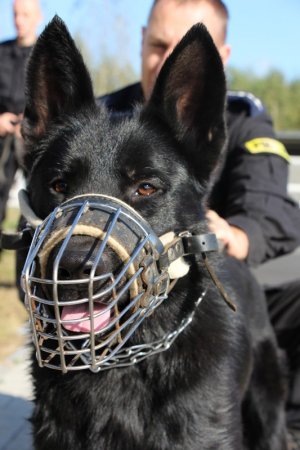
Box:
[17,35,37,47]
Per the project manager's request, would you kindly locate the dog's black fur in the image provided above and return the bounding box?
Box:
[21,17,288,450]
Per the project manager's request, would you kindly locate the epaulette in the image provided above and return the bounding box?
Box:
[227,90,265,117]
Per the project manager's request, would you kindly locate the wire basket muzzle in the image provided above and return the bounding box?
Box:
[22,194,169,373]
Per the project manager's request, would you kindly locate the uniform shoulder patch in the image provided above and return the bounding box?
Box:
[244,137,290,162]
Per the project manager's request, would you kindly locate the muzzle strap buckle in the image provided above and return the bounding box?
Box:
[181,233,219,254]
[158,231,236,312]
[158,232,219,271]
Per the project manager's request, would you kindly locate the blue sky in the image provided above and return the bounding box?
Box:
[1,0,299,81]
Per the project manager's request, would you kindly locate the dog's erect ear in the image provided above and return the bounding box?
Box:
[22,16,95,147]
[145,24,227,183]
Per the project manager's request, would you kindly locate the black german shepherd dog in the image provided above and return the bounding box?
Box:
[20,16,288,450]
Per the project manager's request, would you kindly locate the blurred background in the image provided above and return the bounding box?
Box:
[1,0,300,131]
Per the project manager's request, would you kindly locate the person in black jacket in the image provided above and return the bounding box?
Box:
[97,0,300,438]
[0,0,42,229]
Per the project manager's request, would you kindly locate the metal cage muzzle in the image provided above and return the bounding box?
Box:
[22,194,170,373]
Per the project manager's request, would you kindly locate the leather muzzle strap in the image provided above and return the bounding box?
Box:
[159,233,236,312]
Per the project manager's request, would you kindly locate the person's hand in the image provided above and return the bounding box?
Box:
[0,112,19,137]
[206,209,249,260]
[14,113,23,140]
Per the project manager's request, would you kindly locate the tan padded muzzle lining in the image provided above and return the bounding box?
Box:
[38,224,139,298]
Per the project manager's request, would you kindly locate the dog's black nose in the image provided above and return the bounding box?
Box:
[43,235,124,302]
[45,235,107,282]
[56,251,103,281]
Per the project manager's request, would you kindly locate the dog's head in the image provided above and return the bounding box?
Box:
[21,16,226,372]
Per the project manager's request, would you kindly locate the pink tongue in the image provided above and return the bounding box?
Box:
[61,303,110,333]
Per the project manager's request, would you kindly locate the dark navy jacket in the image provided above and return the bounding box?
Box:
[0,39,32,114]
[97,83,300,266]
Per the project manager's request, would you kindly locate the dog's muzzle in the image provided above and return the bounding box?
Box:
[20,192,232,373]
[22,194,175,372]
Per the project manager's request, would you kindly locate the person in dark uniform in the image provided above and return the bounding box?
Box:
[0,0,42,231]
[97,0,300,440]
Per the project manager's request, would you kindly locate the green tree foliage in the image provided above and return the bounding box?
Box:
[75,34,137,96]
[75,35,138,96]
[73,2,138,97]
[90,54,137,96]
[228,67,300,130]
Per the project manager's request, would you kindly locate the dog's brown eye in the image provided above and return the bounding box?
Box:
[52,179,67,194]
[136,183,157,197]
